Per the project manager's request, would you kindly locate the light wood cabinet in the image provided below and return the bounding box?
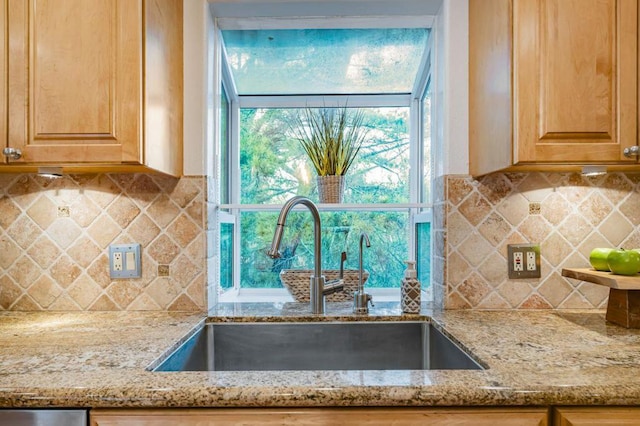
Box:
[554,407,640,425]
[1,0,183,176]
[91,407,549,426]
[470,0,639,176]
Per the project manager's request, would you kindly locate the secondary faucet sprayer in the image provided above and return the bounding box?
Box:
[267,196,343,314]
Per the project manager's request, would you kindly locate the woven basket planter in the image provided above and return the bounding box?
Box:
[280,269,369,302]
[317,175,345,203]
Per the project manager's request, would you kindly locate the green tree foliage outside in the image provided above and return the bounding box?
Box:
[236,107,429,289]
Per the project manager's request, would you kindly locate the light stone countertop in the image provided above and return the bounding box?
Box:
[1,303,640,408]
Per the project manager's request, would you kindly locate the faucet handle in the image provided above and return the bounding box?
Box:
[353,290,373,314]
[323,278,344,295]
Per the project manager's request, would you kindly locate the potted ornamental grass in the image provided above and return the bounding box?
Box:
[291,106,368,203]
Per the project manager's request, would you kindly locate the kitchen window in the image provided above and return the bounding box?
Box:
[215,24,433,302]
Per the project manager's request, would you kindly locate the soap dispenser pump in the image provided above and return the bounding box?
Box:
[401,261,421,314]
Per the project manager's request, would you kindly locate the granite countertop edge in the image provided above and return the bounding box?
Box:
[1,303,640,408]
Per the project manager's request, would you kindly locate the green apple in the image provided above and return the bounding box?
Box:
[589,248,613,271]
[607,249,640,276]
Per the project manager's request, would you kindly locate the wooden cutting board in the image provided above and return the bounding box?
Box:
[562,268,640,290]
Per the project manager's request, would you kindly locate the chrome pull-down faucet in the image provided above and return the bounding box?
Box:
[353,232,373,314]
[267,196,343,314]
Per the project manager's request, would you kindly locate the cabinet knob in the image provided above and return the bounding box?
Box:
[623,146,639,158]
[2,147,22,160]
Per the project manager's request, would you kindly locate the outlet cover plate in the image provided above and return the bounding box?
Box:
[507,244,541,279]
[109,244,142,279]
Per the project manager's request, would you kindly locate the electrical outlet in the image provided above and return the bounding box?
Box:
[109,244,142,279]
[508,244,541,279]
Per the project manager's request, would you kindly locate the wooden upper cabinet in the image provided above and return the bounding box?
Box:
[470,0,639,175]
[2,0,182,176]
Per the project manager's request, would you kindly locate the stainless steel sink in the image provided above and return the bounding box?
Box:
[152,322,484,372]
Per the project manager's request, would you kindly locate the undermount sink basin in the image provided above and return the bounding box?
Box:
[151,321,484,372]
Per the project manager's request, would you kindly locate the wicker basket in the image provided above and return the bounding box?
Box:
[280,269,369,302]
[317,175,345,203]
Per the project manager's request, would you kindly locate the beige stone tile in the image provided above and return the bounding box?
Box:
[622,231,640,250]
[67,237,102,268]
[457,233,493,267]
[456,273,492,306]
[87,215,121,248]
[578,192,613,227]
[167,294,200,311]
[10,295,41,311]
[446,177,474,206]
[146,277,182,309]
[520,293,552,309]
[27,236,61,268]
[0,234,21,269]
[0,174,19,190]
[577,233,614,260]
[84,174,121,209]
[49,255,82,288]
[186,199,204,226]
[7,175,40,209]
[445,212,473,248]
[476,292,510,309]
[105,281,143,309]
[26,196,57,230]
[168,178,202,208]
[496,193,529,227]
[86,254,112,289]
[70,197,102,228]
[445,290,472,309]
[478,212,512,246]
[186,275,206,310]
[28,275,62,309]
[446,251,472,286]
[517,173,553,202]
[67,275,103,309]
[89,294,119,311]
[185,236,205,266]
[148,234,180,264]
[477,252,506,284]
[541,192,573,226]
[128,293,162,310]
[619,191,640,225]
[519,215,553,244]
[147,195,181,228]
[0,196,22,229]
[48,294,81,311]
[577,282,609,307]
[171,255,200,288]
[458,192,492,226]
[498,281,532,308]
[537,274,573,307]
[167,214,201,248]
[602,173,635,205]
[0,276,23,309]
[127,214,161,246]
[46,218,82,249]
[478,173,513,205]
[108,173,137,191]
[7,216,42,250]
[8,256,41,288]
[557,213,593,248]
[107,196,140,228]
[127,175,161,206]
[541,232,573,267]
[597,211,634,247]
[558,291,594,309]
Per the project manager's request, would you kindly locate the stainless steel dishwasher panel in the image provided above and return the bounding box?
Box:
[0,409,87,426]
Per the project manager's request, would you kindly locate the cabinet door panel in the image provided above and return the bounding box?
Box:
[91,408,549,426]
[554,407,640,425]
[514,0,637,163]
[7,0,141,164]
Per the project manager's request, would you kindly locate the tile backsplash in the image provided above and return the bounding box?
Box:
[0,173,206,311]
[444,172,640,309]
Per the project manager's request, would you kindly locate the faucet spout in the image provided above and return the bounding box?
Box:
[353,232,373,314]
[268,196,332,314]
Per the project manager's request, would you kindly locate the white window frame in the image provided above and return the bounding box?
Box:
[216,20,435,301]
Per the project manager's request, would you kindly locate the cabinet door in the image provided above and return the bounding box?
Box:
[6,0,142,164]
[554,407,640,425]
[513,0,638,164]
[91,407,549,426]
